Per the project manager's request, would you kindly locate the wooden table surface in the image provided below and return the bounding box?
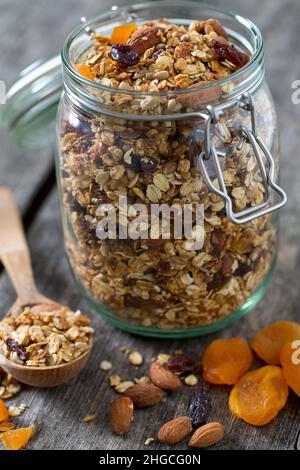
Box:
[0,0,299,451]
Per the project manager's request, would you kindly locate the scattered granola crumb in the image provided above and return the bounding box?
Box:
[100,360,113,371]
[82,415,97,423]
[134,376,151,385]
[175,350,184,356]
[185,375,199,386]
[157,353,170,363]
[144,437,155,446]
[115,381,135,393]
[8,403,27,417]
[118,346,131,356]
[128,351,143,366]
[109,375,122,387]
[0,368,21,399]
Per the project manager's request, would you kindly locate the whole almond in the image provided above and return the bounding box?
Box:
[188,422,224,448]
[111,397,134,436]
[125,384,165,408]
[128,27,164,55]
[150,360,181,392]
[158,416,192,445]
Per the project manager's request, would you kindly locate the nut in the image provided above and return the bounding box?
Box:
[157,416,192,445]
[125,384,165,408]
[150,360,181,392]
[188,422,224,448]
[128,27,164,55]
[111,396,134,436]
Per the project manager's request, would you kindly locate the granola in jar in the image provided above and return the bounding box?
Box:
[0,306,93,366]
[57,6,282,335]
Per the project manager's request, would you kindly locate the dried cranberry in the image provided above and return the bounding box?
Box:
[18,346,29,362]
[166,354,196,376]
[6,338,19,351]
[211,40,249,68]
[188,382,211,428]
[6,338,28,362]
[109,44,140,66]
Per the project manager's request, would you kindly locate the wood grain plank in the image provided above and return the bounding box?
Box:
[0,189,298,450]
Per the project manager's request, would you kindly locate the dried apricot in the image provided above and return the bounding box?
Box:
[229,365,289,426]
[280,341,300,397]
[251,320,300,365]
[0,422,14,432]
[0,400,9,422]
[0,426,36,450]
[110,23,137,44]
[202,338,253,385]
[73,64,95,81]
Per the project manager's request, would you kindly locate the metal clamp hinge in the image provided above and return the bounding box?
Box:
[198,92,287,224]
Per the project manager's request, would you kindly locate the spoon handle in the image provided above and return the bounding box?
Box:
[0,187,42,306]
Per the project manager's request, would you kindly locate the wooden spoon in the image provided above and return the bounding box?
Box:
[0,187,92,387]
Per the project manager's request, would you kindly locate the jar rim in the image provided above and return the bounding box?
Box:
[61,0,264,98]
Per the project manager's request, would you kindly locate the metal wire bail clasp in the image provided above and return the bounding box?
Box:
[198,93,287,224]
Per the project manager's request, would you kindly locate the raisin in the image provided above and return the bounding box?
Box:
[221,254,234,276]
[18,347,29,362]
[207,274,226,291]
[6,338,29,362]
[235,261,256,277]
[281,341,300,398]
[140,157,158,173]
[211,229,227,255]
[229,366,289,426]
[109,44,140,66]
[152,48,164,61]
[125,153,142,171]
[6,338,19,352]
[211,40,249,68]
[251,320,300,365]
[202,338,253,385]
[188,382,211,428]
[166,354,196,376]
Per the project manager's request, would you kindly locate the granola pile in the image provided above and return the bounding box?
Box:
[0,305,94,366]
[83,18,248,92]
[60,17,277,330]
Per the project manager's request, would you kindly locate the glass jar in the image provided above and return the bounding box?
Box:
[56,1,287,337]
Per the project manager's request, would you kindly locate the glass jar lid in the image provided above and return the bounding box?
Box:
[0,55,62,149]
